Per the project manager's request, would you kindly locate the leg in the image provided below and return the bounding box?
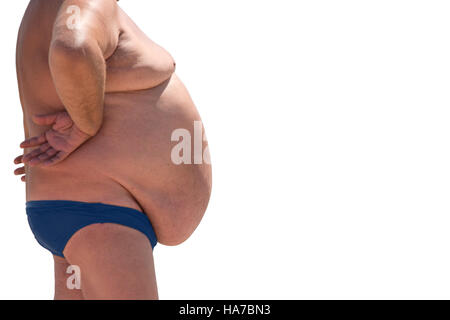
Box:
[53,255,84,300]
[63,223,158,300]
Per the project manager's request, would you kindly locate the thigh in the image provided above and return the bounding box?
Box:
[63,223,158,300]
[53,255,84,300]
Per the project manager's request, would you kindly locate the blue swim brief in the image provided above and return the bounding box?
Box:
[26,200,157,257]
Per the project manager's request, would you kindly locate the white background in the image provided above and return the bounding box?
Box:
[1,0,450,299]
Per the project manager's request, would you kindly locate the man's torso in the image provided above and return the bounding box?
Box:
[16,0,212,244]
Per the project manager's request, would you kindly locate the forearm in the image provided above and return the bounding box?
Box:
[49,39,106,136]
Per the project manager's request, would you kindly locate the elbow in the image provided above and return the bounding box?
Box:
[83,116,103,137]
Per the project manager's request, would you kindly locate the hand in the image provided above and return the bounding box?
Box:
[18,111,92,168]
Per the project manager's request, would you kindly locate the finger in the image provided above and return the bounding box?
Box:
[20,134,47,149]
[14,167,25,175]
[41,151,67,167]
[45,148,58,157]
[26,148,58,167]
[21,175,26,182]
[28,146,54,167]
[22,149,43,163]
[32,113,59,126]
[14,155,23,164]
[22,143,51,163]
[52,114,73,131]
[31,148,57,165]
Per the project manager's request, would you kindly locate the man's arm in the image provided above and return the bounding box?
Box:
[15,0,121,168]
[49,0,120,136]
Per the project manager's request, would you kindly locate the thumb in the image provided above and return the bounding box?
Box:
[32,113,60,126]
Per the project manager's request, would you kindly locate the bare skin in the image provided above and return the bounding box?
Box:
[15,0,212,299]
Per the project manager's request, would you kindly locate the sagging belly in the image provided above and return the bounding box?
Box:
[25,74,212,245]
